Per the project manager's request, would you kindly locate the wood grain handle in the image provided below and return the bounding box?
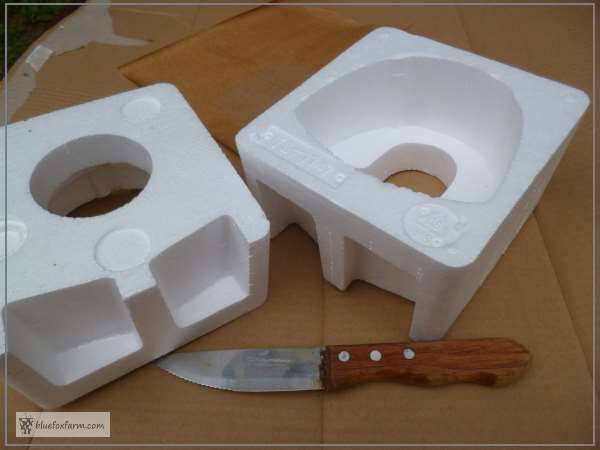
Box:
[321,338,530,390]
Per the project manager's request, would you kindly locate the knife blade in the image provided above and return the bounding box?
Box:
[157,338,530,392]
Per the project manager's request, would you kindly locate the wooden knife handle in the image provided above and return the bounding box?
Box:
[321,338,530,390]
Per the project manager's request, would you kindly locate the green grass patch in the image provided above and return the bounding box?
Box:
[1,1,81,78]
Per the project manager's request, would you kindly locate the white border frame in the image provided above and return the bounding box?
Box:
[3,1,595,447]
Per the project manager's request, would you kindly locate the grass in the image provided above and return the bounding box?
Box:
[1,1,81,78]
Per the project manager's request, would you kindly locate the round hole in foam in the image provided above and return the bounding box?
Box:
[295,56,523,203]
[386,171,447,198]
[381,143,456,197]
[30,134,152,217]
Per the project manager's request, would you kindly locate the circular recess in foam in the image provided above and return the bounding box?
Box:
[0,219,28,259]
[296,56,523,203]
[29,134,152,217]
[95,228,151,271]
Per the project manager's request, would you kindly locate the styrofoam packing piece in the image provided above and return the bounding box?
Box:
[1,84,270,408]
[236,27,589,341]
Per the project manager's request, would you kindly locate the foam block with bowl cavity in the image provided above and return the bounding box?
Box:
[236,27,589,341]
[2,84,270,407]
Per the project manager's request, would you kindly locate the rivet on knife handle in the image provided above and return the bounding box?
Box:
[320,338,531,390]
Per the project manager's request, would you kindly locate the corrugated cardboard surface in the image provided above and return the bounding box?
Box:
[2,3,594,446]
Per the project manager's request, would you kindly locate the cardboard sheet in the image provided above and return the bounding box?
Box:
[122,7,375,150]
[119,6,592,444]
[456,4,594,373]
[3,3,594,446]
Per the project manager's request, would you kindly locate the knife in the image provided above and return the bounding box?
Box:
[157,338,530,392]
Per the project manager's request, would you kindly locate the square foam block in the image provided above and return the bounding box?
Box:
[2,84,270,407]
[236,27,589,341]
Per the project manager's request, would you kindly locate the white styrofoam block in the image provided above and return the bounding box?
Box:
[236,28,589,341]
[1,84,270,407]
